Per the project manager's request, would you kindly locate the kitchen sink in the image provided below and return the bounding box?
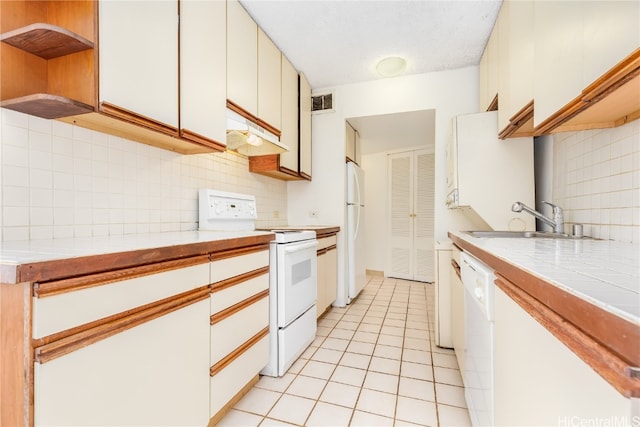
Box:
[463,230,579,239]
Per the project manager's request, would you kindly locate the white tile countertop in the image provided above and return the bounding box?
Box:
[449,231,640,325]
[0,230,275,283]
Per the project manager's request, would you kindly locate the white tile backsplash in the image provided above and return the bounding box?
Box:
[553,120,640,242]
[1,109,287,241]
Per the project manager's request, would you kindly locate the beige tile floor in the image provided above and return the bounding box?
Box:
[217,276,472,427]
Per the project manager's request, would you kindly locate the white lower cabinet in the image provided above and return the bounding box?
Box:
[316,235,337,317]
[34,299,210,427]
[209,249,270,421]
[494,286,631,425]
[449,246,465,378]
[31,246,272,426]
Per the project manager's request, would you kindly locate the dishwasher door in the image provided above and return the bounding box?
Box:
[460,252,495,427]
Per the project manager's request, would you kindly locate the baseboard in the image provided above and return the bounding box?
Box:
[366,269,384,276]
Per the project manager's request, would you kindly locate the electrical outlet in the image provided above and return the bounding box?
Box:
[309,210,318,218]
[273,210,280,219]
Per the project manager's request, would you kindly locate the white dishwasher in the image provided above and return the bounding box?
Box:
[460,252,495,427]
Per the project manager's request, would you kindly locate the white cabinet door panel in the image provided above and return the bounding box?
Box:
[34,300,210,426]
[33,263,209,338]
[226,0,257,115]
[180,0,226,145]
[210,250,269,283]
[99,0,178,127]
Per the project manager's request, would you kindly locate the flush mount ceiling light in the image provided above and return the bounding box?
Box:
[376,56,407,78]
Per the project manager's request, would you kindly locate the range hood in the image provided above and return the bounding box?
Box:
[226,109,289,156]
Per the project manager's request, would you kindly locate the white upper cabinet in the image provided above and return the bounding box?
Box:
[258,28,282,131]
[582,1,640,87]
[99,0,178,128]
[497,0,534,137]
[180,0,227,148]
[534,0,639,129]
[226,0,258,116]
[479,21,499,112]
[299,73,312,180]
[534,1,584,128]
[279,55,299,174]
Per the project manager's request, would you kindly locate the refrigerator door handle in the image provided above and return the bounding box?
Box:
[353,204,361,241]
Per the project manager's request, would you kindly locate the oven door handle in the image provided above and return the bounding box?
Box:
[283,240,318,254]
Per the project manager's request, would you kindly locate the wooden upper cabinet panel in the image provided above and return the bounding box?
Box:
[99,0,179,129]
[257,28,282,131]
[180,0,226,149]
[227,0,258,116]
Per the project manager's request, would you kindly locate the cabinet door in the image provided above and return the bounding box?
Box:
[533,1,583,127]
[583,1,640,87]
[498,0,534,135]
[317,251,327,317]
[450,255,465,376]
[299,73,312,180]
[494,287,630,426]
[99,0,178,128]
[180,0,226,148]
[279,55,299,174]
[345,122,356,163]
[325,247,337,308]
[258,28,282,130]
[479,22,499,112]
[226,0,257,115]
[34,300,210,426]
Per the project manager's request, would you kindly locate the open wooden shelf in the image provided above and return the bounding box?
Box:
[1,94,94,119]
[0,23,93,59]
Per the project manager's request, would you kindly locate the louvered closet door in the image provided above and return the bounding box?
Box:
[387,149,434,282]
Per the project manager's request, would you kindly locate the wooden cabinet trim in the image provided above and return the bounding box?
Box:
[210,266,269,294]
[180,129,225,152]
[486,93,498,112]
[450,259,461,279]
[6,235,274,284]
[495,274,640,398]
[0,282,31,427]
[0,93,95,119]
[100,102,179,138]
[33,285,210,364]
[226,99,281,138]
[209,243,270,262]
[449,233,640,397]
[210,327,269,376]
[248,155,302,180]
[314,228,340,240]
[34,255,210,298]
[498,100,534,139]
[210,288,269,325]
[535,48,640,135]
[317,244,337,256]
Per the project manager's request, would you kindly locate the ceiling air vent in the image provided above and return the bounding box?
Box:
[311,92,334,114]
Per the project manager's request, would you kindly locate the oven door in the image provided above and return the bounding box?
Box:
[274,239,318,328]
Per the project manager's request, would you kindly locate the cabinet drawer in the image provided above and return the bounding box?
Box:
[33,262,209,339]
[210,334,269,417]
[210,273,269,314]
[317,235,337,251]
[210,250,269,283]
[210,294,268,365]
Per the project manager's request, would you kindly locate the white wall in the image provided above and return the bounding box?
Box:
[288,66,480,302]
[1,109,288,241]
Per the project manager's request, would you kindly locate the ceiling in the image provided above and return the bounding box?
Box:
[239,0,502,155]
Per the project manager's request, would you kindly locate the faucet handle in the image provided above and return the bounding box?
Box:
[542,201,562,212]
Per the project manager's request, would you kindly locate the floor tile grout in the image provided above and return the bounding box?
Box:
[217,276,471,427]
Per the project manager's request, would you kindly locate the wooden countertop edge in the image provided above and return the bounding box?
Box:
[3,234,275,284]
[449,233,640,398]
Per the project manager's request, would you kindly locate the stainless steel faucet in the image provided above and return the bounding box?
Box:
[512,201,565,234]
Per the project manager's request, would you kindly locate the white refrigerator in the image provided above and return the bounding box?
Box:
[346,162,366,304]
